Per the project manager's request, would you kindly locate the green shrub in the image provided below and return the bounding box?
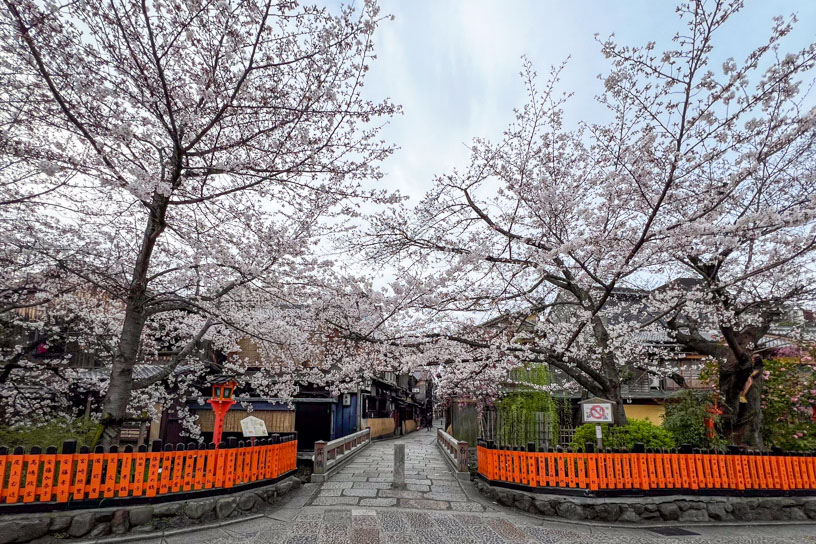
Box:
[761,357,816,451]
[662,390,726,449]
[571,419,675,451]
[0,418,97,450]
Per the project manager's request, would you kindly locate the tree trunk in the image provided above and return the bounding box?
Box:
[718,351,764,448]
[96,195,169,447]
[97,307,147,447]
[608,384,628,427]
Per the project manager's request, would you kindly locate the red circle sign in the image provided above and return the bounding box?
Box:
[589,405,606,419]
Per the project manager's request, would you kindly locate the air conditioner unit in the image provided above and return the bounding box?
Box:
[342,393,351,406]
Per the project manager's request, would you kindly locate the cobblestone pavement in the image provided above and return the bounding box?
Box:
[127,430,816,544]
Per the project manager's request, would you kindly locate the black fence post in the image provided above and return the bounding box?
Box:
[152,439,163,452]
[61,440,77,455]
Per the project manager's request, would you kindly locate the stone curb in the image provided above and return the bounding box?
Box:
[472,478,816,525]
[0,476,304,543]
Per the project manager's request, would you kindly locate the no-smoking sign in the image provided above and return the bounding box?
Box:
[581,401,614,423]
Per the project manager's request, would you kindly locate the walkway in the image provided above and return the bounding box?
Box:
[124,430,816,544]
[310,428,478,510]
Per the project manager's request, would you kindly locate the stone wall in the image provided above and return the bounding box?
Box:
[474,479,816,523]
[0,476,302,544]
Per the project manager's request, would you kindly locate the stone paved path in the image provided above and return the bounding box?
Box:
[124,429,816,544]
[309,428,479,511]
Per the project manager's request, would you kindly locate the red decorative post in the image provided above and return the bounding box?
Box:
[207,379,237,447]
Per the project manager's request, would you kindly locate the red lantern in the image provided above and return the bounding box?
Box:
[207,379,237,447]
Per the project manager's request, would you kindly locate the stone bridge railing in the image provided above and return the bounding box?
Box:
[436,428,469,477]
[311,428,371,482]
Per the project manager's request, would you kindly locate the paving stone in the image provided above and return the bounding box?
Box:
[285,536,316,544]
[379,489,426,499]
[432,516,469,536]
[361,498,399,506]
[425,492,468,502]
[383,535,416,544]
[324,509,353,524]
[323,481,355,489]
[354,482,392,489]
[405,479,432,486]
[452,514,488,525]
[379,511,408,533]
[312,496,360,506]
[320,489,344,497]
[403,511,434,528]
[291,521,322,535]
[450,502,485,512]
[400,499,450,510]
[319,523,351,544]
[406,484,431,492]
[412,529,452,544]
[351,527,382,544]
[469,526,511,544]
[486,518,529,541]
[523,526,583,543]
[352,513,379,528]
[344,488,380,497]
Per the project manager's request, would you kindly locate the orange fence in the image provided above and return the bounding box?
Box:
[477,443,816,494]
[0,435,297,506]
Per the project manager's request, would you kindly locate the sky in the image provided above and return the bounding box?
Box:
[353,1,816,204]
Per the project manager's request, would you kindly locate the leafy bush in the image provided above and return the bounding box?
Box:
[662,390,726,449]
[761,357,816,451]
[571,419,675,451]
[0,418,97,450]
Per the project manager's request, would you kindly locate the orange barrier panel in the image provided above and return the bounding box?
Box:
[475,443,816,495]
[0,438,297,506]
[40,452,56,502]
[87,452,104,499]
[133,448,147,497]
[182,448,195,492]
[22,454,39,503]
[55,454,74,502]
[6,452,24,504]
[118,452,133,497]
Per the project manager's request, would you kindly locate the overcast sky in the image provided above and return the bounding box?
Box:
[354,1,816,203]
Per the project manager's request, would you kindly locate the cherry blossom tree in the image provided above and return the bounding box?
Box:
[0,0,398,444]
[363,0,816,437]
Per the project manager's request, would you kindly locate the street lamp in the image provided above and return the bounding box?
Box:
[207,377,237,447]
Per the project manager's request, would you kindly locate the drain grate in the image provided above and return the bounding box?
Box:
[647,527,701,536]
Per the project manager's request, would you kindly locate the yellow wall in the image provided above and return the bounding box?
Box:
[624,404,665,425]
[362,417,395,438]
[402,420,417,434]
